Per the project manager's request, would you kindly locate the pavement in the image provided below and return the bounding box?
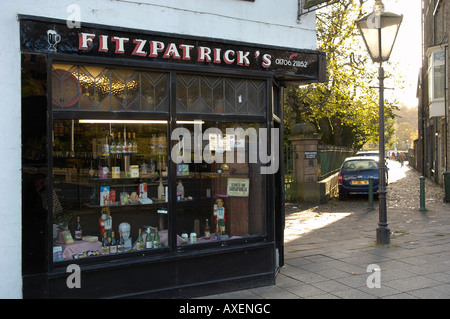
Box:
[200,161,450,299]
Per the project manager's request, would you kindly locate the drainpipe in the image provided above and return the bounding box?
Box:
[445,45,448,171]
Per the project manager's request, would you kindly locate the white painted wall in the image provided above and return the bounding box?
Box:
[0,0,316,298]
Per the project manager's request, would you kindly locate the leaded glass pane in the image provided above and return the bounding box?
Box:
[52,64,169,112]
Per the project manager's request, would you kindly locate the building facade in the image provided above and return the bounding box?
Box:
[417,0,450,183]
[0,1,325,298]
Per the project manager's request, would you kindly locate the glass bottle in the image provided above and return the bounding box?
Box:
[158,179,164,200]
[74,215,82,240]
[132,132,138,154]
[118,230,125,253]
[117,132,123,154]
[153,227,160,248]
[176,180,184,201]
[127,132,133,154]
[145,227,152,249]
[102,131,110,157]
[122,128,128,154]
[204,219,211,239]
[109,231,117,254]
[110,132,116,155]
[136,228,144,251]
[102,232,110,255]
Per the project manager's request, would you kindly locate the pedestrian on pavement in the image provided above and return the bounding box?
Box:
[399,152,406,167]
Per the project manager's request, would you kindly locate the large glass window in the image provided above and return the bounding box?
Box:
[428,49,446,101]
[173,121,266,246]
[50,62,269,263]
[52,119,169,262]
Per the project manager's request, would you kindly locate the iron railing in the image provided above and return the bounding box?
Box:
[317,145,355,181]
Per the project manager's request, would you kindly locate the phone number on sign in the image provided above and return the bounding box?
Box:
[274,58,308,68]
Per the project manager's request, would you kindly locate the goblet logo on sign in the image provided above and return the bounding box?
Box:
[47,29,61,52]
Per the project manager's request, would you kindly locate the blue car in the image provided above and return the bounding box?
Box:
[338,157,381,200]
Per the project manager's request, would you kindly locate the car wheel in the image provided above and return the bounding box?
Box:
[339,191,347,200]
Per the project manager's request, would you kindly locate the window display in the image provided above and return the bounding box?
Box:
[52,120,169,261]
[174,121,265,247]
[51,63,267,263]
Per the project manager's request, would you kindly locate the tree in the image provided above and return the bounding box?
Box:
[284,0,400,149]
[396,122,418,150]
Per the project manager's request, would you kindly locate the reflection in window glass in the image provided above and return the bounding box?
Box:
[433,64,445,99]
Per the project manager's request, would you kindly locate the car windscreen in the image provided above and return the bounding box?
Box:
[356,153,378,157]
[342,160,378,172]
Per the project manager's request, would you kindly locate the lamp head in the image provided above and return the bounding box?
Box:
[356,1,403,63]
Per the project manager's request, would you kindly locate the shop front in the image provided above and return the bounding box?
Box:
[20,15,325,298]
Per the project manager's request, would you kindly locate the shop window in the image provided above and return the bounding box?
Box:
[50,63,268,264]
[176,74,266,115]
[173,121,265,246]
[52,64,169,112]
[52,119,170,261]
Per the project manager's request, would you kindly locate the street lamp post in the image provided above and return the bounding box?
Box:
[356,0,402,245]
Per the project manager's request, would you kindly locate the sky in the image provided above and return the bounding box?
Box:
[379,0,422,108]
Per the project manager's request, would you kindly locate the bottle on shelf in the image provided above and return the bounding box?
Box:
[102,131,110,157]
[176,180,184,201]
[122,127,128,154]
[158,179,164,200]
[102,232,110,255]
[145,227,153,249]
[74,215,82,240]
[132,132,138,154]
[127,132,133,154]
[136,228,144,251]
[117,132,123,154]
[110,132,116,155]
[204,219,211,239]
[153,227,160,248]
[110,231,118,254]
[118,230,125,253]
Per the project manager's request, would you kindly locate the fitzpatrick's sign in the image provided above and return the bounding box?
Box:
[20,16,325,84]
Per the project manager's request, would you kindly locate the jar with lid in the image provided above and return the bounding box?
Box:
[190,232,197,243]
[181,233,188,244]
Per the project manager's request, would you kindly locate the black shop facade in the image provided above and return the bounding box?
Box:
[21,16,325,298]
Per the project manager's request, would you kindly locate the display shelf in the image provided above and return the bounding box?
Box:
[84,199,168,209]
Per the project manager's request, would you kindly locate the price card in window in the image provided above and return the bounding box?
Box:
[227,178,249,197]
